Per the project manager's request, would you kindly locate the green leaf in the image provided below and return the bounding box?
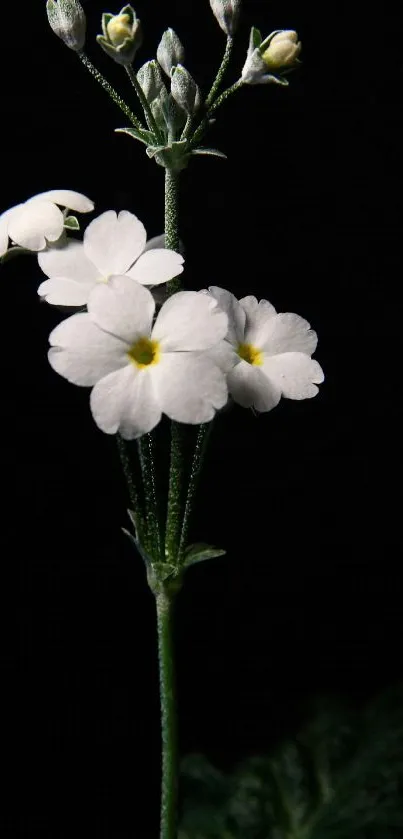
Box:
[191,147,227,160]
[183,543,226,568]
[115,126,154,146]
[63,215,80,231]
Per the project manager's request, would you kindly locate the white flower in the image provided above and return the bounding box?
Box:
[37,210,184,307]
[0,189,94,257]
[48,276,229,438]
[205,287,324,412]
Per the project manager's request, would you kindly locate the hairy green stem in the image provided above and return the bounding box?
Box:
[137,434,163,560]
[125,65,163,142]
[78,52,145,132]
[165,420,185,563]
[156,588,178,839]
[178,422,213,561]
[205,36,234,109]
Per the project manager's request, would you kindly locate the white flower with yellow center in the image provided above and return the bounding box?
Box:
[205,287,324,412]
[37,210,184,307]
[0,189,94,257]
[48,276,229,438]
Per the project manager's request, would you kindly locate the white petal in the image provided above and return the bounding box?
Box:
[239,295,277,347]
[142,234,185,256]
[8,201,64,250]
[88,275,155,343]
[0,211,10,256]
[207,340,239,373]
[260,312,318,355]
[206,286,246,346]
[0,205,25,255]
[84,210,147,276]
[26,190,94,213]
[126,249,184,286]
[142,233,166,252]
[152,291,228,351]
[90,365,161,438]
[49,312,128,385]
[227,360,281,412]
[38,239,101,283]
[152,353,228,423]
[262,352,324,399]
[38,278,95,307]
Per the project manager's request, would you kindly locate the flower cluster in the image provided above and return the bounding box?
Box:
[1,190,324,440]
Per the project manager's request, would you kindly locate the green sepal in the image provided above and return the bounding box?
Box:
[101,12,113,39]
[0,246,33,263]
[120,4,136,25]
[115,126,155,146]
[183,543,226,568]
[260,29,284,52]
[191,147,227,160]
[251,26,262,49]
[63,215,80,231]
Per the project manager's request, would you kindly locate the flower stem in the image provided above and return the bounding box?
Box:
[178,422,213,561]
[125,65,163,142]
[156,587,178,839]
[137,434,163,561]
[164,169,181,293]
[78,52,146,132]
[205,36,234,109]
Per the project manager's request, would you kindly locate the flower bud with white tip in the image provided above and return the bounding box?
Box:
[46,0,86,51]
[170,65,201,116]
[241,27,301,86]
[97,5,142,66]
[157,28,185,77]
[137,60,165,104]
[209,0,241,36]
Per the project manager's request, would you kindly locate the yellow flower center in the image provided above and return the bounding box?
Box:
[237,342,263,366]
[107,14,132,47]
[127,337,160,369]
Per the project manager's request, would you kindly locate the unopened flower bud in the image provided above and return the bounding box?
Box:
[46,0,86,51]
[137,60,165,103]
[241,27,301,86]
[209,0,241,36]
[97,5,142,66]
[261,30,301,71]
[157,28,185,77]
[170,65,201,116]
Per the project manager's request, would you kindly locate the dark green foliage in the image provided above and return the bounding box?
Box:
[179,687,403,839]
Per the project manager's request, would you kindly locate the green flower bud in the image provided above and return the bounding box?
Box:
[96,5,142,66]
[46,0,86,51]
[170,65,201,116]
[156,28,185,77]
[137,60,165,104]
[209,0,241,36]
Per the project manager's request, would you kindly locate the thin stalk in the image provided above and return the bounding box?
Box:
[156,588,178,839]
[205,36,234,109]
[178,422,213,561]
[78,52,146,132]
[125,65,163,142]
[137,434,163,561]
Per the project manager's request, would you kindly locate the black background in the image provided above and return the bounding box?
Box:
[1,0,403,836]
